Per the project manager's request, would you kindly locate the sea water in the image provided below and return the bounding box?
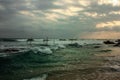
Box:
[0,39,104,80]
[0,39,103,48]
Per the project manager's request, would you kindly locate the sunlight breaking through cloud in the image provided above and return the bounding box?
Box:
[96,21,120,29]
[98,0,120,6]
[80,31,120,39]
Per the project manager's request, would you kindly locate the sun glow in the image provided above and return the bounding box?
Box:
[99,0,120,6]
[113,0,120,6]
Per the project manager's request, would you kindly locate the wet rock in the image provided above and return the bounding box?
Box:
[0,38,17,42]
[94,46,101,48]
[103,40,115,44]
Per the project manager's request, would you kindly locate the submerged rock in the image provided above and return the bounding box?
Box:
[3,48,20,53]
[59,39,66,41]
[94,46,101,48]
[0,48,28,57]
[68,43,82,48]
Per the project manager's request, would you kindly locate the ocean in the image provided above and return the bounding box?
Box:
[0,39,103,48]
[0,39,105,80]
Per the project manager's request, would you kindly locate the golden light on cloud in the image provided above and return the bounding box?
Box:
[53,0,91,7]
[44,13,66,22]
[78,0,91,7]
[84,12,106,18]
[53,0,75,6]
[96,21,120,28]
[109,11,120,15]
[19,11,35,17]
[48,6,83,22]
[80,31,120,39]
[98,0,120,6]
[84,12,98,18]
[51,7,83,16]
[68,6,84,12]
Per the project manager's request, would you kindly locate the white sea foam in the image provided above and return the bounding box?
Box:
[24,74,47,80]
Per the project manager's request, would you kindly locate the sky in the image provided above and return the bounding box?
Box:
[0,0,120,39]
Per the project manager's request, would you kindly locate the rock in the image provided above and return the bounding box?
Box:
[59,39,66,41]
[103,40,115,44]
[94,46,101,48]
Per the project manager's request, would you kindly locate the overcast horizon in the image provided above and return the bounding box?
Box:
[0,0,120,39]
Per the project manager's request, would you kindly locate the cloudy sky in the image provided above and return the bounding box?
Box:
[0,0,120,39]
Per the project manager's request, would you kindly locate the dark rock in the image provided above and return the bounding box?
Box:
[69,39,77,41]
[103,40,115,44]
[3,48,20,53]
[114,39,120,47]
[0,38,17,42]
[94,46,101,48]
[59,39,66,41]
[27,38,34,42]
[115,39,120,43]
[68,43,82,48]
